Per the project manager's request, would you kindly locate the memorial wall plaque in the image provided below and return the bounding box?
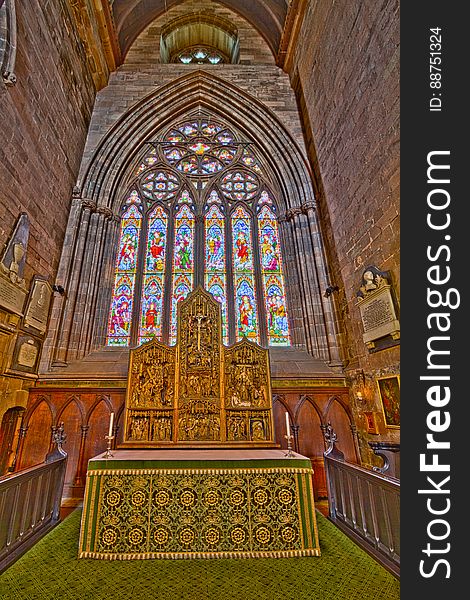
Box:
[6,333,41,377]
[23,277,53,334]
[0,273,27,315]
[356,267,400,350]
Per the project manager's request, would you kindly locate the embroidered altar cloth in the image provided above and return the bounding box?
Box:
[79,449,320,559]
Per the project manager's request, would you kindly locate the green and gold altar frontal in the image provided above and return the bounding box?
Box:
[79,449,321,560]
[122,287,275,448]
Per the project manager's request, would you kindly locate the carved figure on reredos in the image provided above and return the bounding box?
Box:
[121,286,276,448]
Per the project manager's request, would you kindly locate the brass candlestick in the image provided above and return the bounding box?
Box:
[284,434,294,457]
[102,435,115,459]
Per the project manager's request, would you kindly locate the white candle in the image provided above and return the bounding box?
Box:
[285,412,290,437]
[108,412,114,437]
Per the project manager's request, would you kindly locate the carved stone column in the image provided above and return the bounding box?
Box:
[43,195,120,366]
[277,215,306,348]
[68,206,118,360]
[302,202,343,366]
[91,211,121,349]
[287,206,329,359]
[50,198,96,366]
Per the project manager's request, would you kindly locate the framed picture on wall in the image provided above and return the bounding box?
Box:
[364,411,379,434]
[377,375,400,428]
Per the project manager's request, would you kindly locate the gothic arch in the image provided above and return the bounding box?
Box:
[294,394,323,424]
[86,394,113,425]
[24,395,55,425]
[324,394,354,424]
[78,71,314,216]
[56,395,85,425]
[44,71,342,368]
[112,0,285,58]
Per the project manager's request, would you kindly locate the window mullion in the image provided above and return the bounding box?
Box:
[252,210,268,346]
[225,204,236,345]
[162,204,175,344]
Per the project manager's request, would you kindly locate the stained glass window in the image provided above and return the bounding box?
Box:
[107,197,142,346]
[107,118,291,348]
[232,206,259,342]
[205,200,228,342]
[221,171,259,202]
[141,170,180,202]
[162,121,236,176]
[138,206,168,344]
[258,200,290,345]
[170,193,195,343]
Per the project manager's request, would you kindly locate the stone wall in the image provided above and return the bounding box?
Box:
[122,0,274,67]
[0,0,96,281]
[0,0,96,417]
[288,0,400,457]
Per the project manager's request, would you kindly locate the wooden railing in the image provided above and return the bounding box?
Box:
[0,425,67,573]
[323,424,400,577]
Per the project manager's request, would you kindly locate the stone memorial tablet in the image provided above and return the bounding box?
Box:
[24,278,53,334]
[7,334,41,376]
[0,273,27,315]
[356,267,400,350]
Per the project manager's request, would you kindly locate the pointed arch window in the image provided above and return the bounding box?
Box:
[107,117,291,348]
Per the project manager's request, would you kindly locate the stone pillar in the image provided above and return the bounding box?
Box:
[302,202,343,366]
[49,198,95,366]
[43,195,120,367]
[82,207,118,354]
[68,206,117,360]
[278,216,306,348]
[287,206,330,360]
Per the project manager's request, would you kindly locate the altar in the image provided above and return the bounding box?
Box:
[79,449,320,559]
[78,288,320,559]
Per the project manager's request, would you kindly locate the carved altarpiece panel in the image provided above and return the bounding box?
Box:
[122,287,275,447]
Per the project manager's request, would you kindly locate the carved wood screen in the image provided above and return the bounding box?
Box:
[122,287,275,447]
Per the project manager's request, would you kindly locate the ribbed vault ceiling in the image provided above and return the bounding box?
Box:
[112,0,288,56]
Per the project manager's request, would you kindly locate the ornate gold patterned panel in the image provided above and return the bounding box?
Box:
[224,340,273,443]
[121,287,275,447]
[177,288,222,442]
[124,341,176,444]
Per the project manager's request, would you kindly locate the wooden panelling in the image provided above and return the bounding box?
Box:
[20,400,53,469]
[20,384,354,501]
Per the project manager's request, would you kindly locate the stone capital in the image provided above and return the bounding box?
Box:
[285,207,303,221]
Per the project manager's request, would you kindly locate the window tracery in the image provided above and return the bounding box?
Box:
[107,117,291,348]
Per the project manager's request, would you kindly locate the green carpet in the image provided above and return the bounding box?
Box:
[0,510,399,600]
